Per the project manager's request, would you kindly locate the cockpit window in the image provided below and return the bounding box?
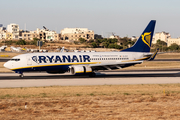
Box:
[11,59,20,61]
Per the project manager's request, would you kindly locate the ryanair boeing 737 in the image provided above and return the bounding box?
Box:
[4,20,158,77]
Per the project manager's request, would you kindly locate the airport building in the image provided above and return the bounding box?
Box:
[6,32,13,40]
[152,31,171,44]
[0,26,6,40]
[60,28,94,41]
[7,23,19,39]
[131,36,139,41]
[21,31,35,40]
[167,38,180,47]
[109,35,120,39]
[1,24,93,42]
[0,31,7,40]
[35,28,60,41]
[22,28,60,41]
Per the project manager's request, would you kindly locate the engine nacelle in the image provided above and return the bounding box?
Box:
[70,65,92,75]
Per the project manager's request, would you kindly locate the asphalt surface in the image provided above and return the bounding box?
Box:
[0,70,180,88]
[154,59,180,61]
[1,70,180,80]
[0,58,11,62]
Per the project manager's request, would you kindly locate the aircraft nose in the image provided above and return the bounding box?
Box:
[4,62,10,69]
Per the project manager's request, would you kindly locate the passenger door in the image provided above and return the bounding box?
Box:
[27,56,32,66]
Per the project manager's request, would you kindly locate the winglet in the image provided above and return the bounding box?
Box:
[148,48,159,61]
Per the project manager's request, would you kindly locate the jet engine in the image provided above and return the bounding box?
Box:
[70,65,92,75]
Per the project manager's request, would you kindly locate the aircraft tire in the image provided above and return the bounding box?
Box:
[19,74,24,78]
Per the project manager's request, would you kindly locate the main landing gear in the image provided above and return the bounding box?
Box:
[16,71,24,78]
[19,73,24,78]
[89,72,96,77]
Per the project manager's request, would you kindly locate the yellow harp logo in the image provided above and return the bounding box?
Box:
[141,32,151,47]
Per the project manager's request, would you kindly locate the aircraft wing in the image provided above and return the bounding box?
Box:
[89,61,143,70]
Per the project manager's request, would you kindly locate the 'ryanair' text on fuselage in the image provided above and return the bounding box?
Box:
[32,55,91,63]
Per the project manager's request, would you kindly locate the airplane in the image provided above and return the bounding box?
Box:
[4,20,157,77]
[10,46,23,52]
[0,46,7,52]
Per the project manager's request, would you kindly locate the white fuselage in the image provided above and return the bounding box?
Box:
[4,51,149,73]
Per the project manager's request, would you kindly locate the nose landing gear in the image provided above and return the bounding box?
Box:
[16,71,24,78]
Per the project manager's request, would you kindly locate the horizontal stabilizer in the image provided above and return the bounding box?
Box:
[148,48,159,61]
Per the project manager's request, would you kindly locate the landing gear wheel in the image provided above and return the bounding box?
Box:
[89,72,96,77]
[19,74,24,78]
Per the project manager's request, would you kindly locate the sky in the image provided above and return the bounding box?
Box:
[1,0,180,38]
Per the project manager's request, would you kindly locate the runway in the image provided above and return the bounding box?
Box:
[0,70,180,88]
[154,59,180,61]
[0,57,11,62]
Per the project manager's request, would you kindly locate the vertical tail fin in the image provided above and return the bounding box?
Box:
[121,20,156,52]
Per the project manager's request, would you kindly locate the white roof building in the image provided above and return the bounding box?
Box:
[7,23,19,39]
[167,38,180,47]
[61,28,92,35]
[153,31,171,44]
[60,28,94,41]
[0,26,6,39]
